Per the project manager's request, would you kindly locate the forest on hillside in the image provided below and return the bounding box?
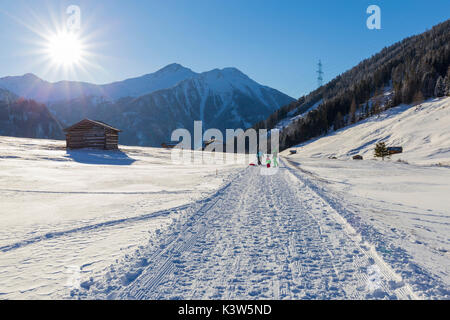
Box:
[0,98,63,139]
[254,19,450,150]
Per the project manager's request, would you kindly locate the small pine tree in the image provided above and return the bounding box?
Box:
[374,142,390,160]
[434,76,446,97]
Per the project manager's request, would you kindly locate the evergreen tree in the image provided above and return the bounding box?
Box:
[434,76,446,97]
[446,67,450,96]
[374,142,390,160]
[349,98,357,124]
[413,90,424,105]
[421,72,438,98]
[334,112,343,130]
[447,76,450,96]
[364,102,370,117]
[372,99,380,115]
[257,20,450,151]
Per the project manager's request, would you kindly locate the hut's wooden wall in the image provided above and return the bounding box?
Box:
[105,128,119,150]
[66,122,119,150]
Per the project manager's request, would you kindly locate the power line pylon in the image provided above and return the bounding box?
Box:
[317,60,324,88]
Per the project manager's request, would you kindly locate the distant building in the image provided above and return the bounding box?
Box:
[387,147,403,155]
[64,119,121,150]
[161,143,179,149]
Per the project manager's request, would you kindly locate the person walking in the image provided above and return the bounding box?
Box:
[257,150,263,166]
[266,155,271,168]
[273,149,279,167]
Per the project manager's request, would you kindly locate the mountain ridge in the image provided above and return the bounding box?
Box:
[0,63,290,104]
[47,65,294,147]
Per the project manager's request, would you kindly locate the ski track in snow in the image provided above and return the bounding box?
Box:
[85,160,420,300]
[0,205,184,253]
[284,159,450,299]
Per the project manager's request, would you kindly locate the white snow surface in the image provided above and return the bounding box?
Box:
[287,97,450,165]
[0,137,245,299]
[275,99,323,130]
[278,97,450,298]
[83,159,446,300]
[281,158,450,299]
[1,94,450,300]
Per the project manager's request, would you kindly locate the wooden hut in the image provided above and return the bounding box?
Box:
[64,119,121,150]
[387,147,403,155]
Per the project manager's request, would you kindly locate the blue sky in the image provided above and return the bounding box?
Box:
[0,0,449,98]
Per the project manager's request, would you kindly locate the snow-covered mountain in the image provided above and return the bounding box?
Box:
[102,63,197,100]
[0,89,63,140]
[0,64,293,146]
[48,66,294,147]
[0,63,197,103]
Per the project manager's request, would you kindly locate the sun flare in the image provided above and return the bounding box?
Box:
[46,31,84,66]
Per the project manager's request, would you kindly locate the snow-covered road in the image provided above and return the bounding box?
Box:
[2,136,448,300]
[88,161,419,300]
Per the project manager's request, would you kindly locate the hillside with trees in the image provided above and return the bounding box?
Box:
[254,19,450,150]
[0,95,63,140]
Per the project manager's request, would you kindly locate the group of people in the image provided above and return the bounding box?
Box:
[256,150,278,168]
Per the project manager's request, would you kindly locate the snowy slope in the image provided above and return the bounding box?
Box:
[82,159,448,300]
[102,63,197,100]
[0,137,246,299]
[278,97,450,298]
[280,157,450,299]
[275,98,323,130]
[1,134,449,300]
[283,97,450,165]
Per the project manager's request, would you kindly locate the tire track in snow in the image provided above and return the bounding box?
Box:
[0,173,246,252]
[0,178,239,253]
[86,161,419,299]
[0,188,194,195]
[283,159,419,299]
[0,208,178,253]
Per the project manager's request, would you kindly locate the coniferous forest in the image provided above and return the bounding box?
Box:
[254,19,450,150]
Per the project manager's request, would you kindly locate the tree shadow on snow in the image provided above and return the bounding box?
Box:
[65,149,136,165]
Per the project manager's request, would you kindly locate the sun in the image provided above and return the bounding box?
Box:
[46,31,84,67]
